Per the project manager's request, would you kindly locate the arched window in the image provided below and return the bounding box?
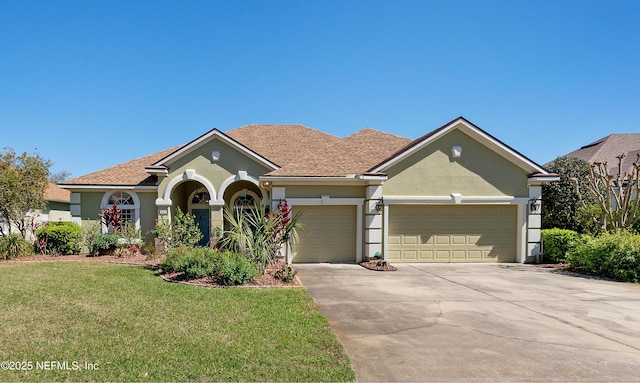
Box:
[109,191,134,206]
[101,191,140,232]
[191,191,210,205]
[230,189,260,219]
[233,193,256,208]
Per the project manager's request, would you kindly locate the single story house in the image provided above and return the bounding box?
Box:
[0,182,71,237]
[42,182,71,223]
[59,117,558,263]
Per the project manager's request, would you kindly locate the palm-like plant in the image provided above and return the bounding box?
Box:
[221,203,303,273]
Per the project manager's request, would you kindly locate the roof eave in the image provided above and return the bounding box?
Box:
[58,184,158,190]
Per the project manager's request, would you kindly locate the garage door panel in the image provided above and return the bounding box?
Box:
[389,205,516,263]
[292,206,356,263]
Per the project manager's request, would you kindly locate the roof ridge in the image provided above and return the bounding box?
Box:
[346,127,410,141]
[229,123,344,140]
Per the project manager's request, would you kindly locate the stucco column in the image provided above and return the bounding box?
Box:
[527,185,542,262]
[365,185,383,261]
[209,202,224,231]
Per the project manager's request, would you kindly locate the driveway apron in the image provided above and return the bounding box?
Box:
[295,263,640,382]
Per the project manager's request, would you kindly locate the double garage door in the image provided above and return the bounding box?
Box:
[388,205,516,263]
[292,206,356,263]
[290,204,516,263]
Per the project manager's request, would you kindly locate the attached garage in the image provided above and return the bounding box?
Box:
[292,205,357,263]
[388,205,517,263]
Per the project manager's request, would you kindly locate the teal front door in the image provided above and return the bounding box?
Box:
[192,209,210,246]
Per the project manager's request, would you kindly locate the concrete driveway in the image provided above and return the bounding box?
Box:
[295,263,640,382]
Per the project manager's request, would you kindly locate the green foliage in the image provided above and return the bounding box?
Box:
[221,204,303,273]
[541,228,580,263]
[161,246,217,277]
[0,148,51,237]
[35,222,82,255]
[154,208,203,250]
[160,247,257,285]
[118,221,141,246]
[274,263,297,283]
[0,233,33,259]
[215,250,258,286]
[542,156,594,232]
[82,220,102,254]
[90,233,119,255]
[567,230,640,282]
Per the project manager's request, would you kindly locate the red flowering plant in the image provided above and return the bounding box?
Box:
[100,204,121,234]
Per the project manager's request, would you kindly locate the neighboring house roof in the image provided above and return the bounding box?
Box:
[555,133,640,173]
[61,118,551,187]
[45,182,71,202]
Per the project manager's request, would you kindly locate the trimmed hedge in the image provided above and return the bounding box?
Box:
[35,222,82,255]
[567,231,640,283]
[541,228,580,263]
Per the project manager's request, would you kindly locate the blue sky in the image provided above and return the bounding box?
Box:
[2,0,639,179]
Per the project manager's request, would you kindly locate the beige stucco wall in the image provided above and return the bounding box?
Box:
[138,191,158,241]
[383,129,530,197]
[79,192,103,220]
[158,138,272,200]
[282,185,366,199]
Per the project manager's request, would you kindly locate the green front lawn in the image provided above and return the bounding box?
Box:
[0,262,355,382]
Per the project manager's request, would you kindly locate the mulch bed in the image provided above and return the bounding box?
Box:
[4,253,300,288]
[359,260,398,271]
[160,260,300,288]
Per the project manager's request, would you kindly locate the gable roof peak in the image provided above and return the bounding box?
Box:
[369,116,548,175]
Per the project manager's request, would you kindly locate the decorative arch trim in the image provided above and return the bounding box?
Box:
[157,169,217,206]
[217,171,264,203]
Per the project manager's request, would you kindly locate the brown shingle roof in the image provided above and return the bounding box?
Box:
[45,182,70,202]
[268,128,412,176]
[554,134,640,173]
[225,124,343,167]
[61,146,183,186]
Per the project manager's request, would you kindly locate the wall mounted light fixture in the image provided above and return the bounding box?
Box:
[375,198,384,213]
[529,198,541,213]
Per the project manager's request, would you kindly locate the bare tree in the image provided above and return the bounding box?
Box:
[572,153,640,231]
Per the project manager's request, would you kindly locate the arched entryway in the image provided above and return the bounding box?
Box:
[169,180,212,246]
[222,180,264,229]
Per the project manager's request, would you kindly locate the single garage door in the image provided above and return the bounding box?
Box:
[388,205,516,263]
[292,205,356,263]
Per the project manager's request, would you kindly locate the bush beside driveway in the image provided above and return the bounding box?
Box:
[296,263,640,382]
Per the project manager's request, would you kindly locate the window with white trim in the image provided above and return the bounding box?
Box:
[101,191,141,233]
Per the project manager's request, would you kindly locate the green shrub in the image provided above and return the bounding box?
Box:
[273,263,297,283]
[0,233,33,259]
[154,208,203,250]
[36,222,82,255]
[161,246,217,278]
[161,247,257,285]
[214,251,257,286]
[90,233,119,255]
[541,228,580,263]
[567,230,640,282]
[82,221,102,254]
